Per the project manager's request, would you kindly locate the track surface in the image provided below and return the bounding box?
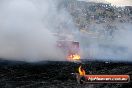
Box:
[0,60,132,88]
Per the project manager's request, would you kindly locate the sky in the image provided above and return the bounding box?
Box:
[78,0,132,6]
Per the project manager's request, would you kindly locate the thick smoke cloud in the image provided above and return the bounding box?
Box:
[0,0,132,62]
[0,0,76,62]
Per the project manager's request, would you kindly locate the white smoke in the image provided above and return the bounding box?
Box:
[0,0,76,62]
[81,23,132,62]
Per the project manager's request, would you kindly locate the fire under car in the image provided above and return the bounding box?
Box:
[57,40,81,61]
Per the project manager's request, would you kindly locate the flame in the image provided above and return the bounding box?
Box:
[68,54,80,61]
[78,65,86,76]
